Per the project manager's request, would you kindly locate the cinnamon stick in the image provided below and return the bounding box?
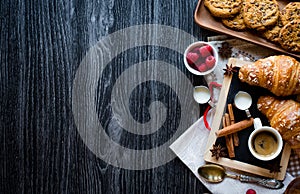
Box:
[233,131,239,146]
[224,113,235,158]
[226,135,235,158]
[216,117,254,137]
[228,104,239,146]
[225,113,230,127]
[227,104,235,124]
[222,115,226,129]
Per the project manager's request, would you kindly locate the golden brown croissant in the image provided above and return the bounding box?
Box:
[257,95,300,149]
[239,55,300,96]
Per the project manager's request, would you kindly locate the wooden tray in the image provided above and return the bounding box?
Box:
[194,0,300,59]
[204,58,291,181]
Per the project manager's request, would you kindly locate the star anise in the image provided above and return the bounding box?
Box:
[223,64,238,76]
[268,163,282,173]
[210,144,227,160]
[218,42,232,58]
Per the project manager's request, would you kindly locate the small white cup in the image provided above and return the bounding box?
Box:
[248,118,283,161]
[193,86,214,107]
[193,86,210,104]
[234,91,252,118]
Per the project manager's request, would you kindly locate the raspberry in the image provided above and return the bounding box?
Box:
[205,45,213,53]
[199,46,212,57]
[196,63,208,72]
[186,52,199,65]
[205,55,216,69]
[246,189,256,194]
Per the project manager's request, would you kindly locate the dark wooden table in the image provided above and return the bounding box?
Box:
[1,0,217,193]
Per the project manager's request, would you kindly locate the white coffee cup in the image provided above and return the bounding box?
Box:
[248,118,283,161]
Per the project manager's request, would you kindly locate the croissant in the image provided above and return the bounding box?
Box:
[239,55,300,96]
[257,95,300,149]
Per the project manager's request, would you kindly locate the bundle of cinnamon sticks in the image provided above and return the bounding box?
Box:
[216,104,254,158]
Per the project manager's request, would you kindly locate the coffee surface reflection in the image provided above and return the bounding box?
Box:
[252,131,278,156]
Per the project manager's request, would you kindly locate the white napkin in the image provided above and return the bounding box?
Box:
[170,109,294,194]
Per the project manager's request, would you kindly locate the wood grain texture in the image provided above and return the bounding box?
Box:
[0,0,215,193]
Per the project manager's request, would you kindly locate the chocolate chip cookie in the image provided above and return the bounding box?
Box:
[262,17,283,43]
[279,20,300,53]
[281,2,300,26]
[204,0,242,18]
[243,0,279,31]
[222,3,246,31]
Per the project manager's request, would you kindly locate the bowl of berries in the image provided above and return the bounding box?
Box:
[184,41,218,76]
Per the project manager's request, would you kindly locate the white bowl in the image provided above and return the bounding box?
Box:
[183,41,218,76]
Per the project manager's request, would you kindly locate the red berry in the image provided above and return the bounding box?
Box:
[205,45,213,53]
[246,189,256,194]
[205,55,216,69]
[196,63,208,72]
[186,52,199,65]
[199,46,212,57]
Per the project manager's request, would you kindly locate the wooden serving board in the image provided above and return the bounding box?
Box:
[204,58,291,181]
